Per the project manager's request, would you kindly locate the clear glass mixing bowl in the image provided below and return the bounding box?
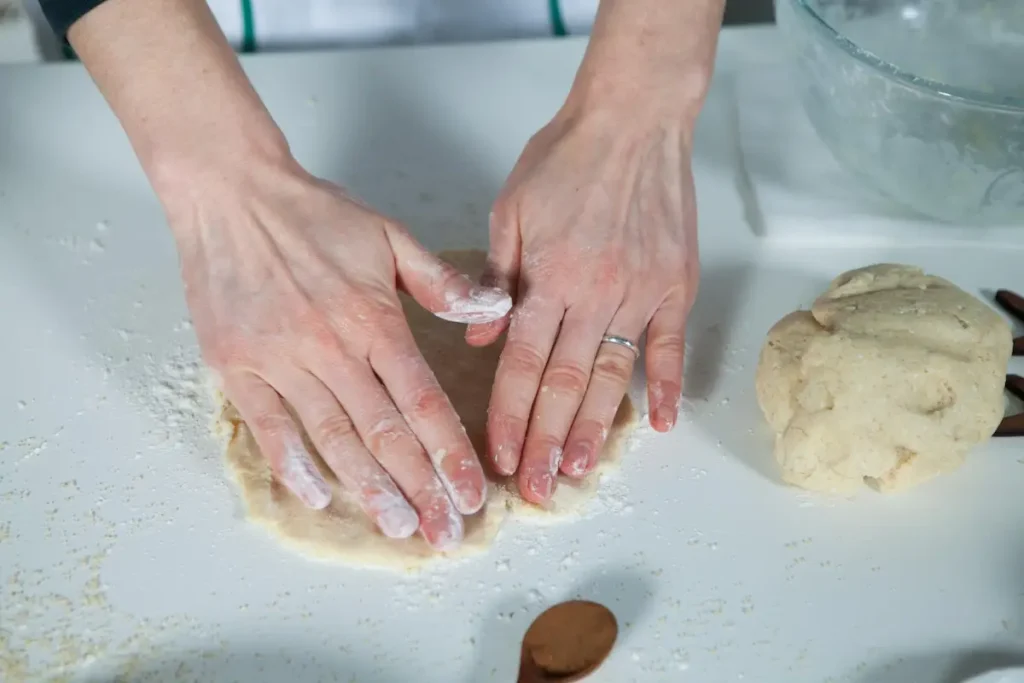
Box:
[775,0,1024,224]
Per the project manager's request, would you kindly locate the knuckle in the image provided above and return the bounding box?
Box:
[313,413,357,450]
[406,381,453,421]
[205,335,249,370]
[649,332,685,359]
[341,293,401,331]
[542,363,591,397]
[501,343,549,378]
[592,351,633,386]
[488,411,527,443]
[250,412,293,439]
[434,261,466,290]
[592,253,625,289]
[363,415,416,455]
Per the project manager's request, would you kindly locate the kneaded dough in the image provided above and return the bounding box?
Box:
[217,249,637,570]
[755,264,1012,494]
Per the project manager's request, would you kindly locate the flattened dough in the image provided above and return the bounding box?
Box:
[755,264,1012,494]
[217,249,637,570]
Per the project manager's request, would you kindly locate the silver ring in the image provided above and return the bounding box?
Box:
[600,335,640,359]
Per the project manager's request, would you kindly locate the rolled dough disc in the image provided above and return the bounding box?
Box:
[216,249,637,571]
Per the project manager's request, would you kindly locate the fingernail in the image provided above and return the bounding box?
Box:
[430,449,486,515]
[654,402,678,432]
[457,477,487,515]
[368,485,419,539]
[431,503,465,552]
[563,444,591,478]
[434,285,512,324]
[547,446,564,476]
[377,503,419,539]
[280,440,332,510]
[494,440,521,476]
[528,472,554,500]
[465,323,494,345]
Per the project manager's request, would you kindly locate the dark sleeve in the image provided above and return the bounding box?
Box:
[39,0,111,40]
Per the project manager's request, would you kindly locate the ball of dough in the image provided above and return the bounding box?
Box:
[755,264,1012,494]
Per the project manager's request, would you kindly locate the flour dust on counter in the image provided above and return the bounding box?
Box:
[217,250,639,571]
[756,263,1012,494]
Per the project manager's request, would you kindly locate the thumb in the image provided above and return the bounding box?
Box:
[466,210,521,347]
[385,222,512,325]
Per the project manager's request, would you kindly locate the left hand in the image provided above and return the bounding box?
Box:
[467,101,700,504]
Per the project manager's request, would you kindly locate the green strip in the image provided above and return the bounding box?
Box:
[549,0,567,36]
[240,0,256,53]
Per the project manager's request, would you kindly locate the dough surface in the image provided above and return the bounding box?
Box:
[755,264,1012,494]
[218,249,636,570]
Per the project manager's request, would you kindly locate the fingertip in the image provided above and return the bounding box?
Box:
[521,471,554,505]
[560,442,592,479]
[466,319,508,346]
[426,509,464,552]
[448,462,488,515]
[376,502,420,539]
[650,414,674,433]
[434,286,512,325]
[305,489,333,510]
[458,480,488,515]
[487,413,524,476]
[647,379,681,433]
[491,442,518,476]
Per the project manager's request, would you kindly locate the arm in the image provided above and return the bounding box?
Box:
[571,0,726,127]
[50,0,509,551]
[66,0,289,209]
[470,0,725,502]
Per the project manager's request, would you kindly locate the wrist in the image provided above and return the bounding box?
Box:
[151,132,307,248]
[567,0,724,135]
[564,59,713,136]
[559,51,714,147]
[147,117,292,196]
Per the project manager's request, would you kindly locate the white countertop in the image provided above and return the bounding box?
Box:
[3,26,1024,683]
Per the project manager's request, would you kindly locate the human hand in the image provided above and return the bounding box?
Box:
[171,160,511,550]
[467,103,700,504]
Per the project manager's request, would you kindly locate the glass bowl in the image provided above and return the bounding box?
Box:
[775,0,1024,225]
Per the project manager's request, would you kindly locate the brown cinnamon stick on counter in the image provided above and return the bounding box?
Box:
[992,290,1023,437]
[994,374,1024,438]
[995,289,1024,356]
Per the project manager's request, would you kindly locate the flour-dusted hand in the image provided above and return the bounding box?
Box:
[466,0,724,504]
[174,163,509,549]
[467,103,698,503]
[67,0,512,550]
[175,165,510,548]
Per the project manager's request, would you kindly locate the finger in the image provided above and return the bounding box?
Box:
[306,352,468,550]
[646,300,689,433]
[487,296,564,477]
[385,222,512,325]
[466,210,522,346]
[364,313,489,516]
[273,369,420,540]
[517,306,614,502]
[223,372,332,510]
[562,314,643,480]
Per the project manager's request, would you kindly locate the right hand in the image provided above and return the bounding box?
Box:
[167,158,511,551]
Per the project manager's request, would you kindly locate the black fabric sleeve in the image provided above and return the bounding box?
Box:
[39,0,111,40]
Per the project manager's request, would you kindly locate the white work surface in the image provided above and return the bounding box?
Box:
[3,26,1024,683]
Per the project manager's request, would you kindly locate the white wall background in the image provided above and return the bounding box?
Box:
[5,0,602,63]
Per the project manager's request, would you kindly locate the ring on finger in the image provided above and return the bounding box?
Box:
[600,334,640,359]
